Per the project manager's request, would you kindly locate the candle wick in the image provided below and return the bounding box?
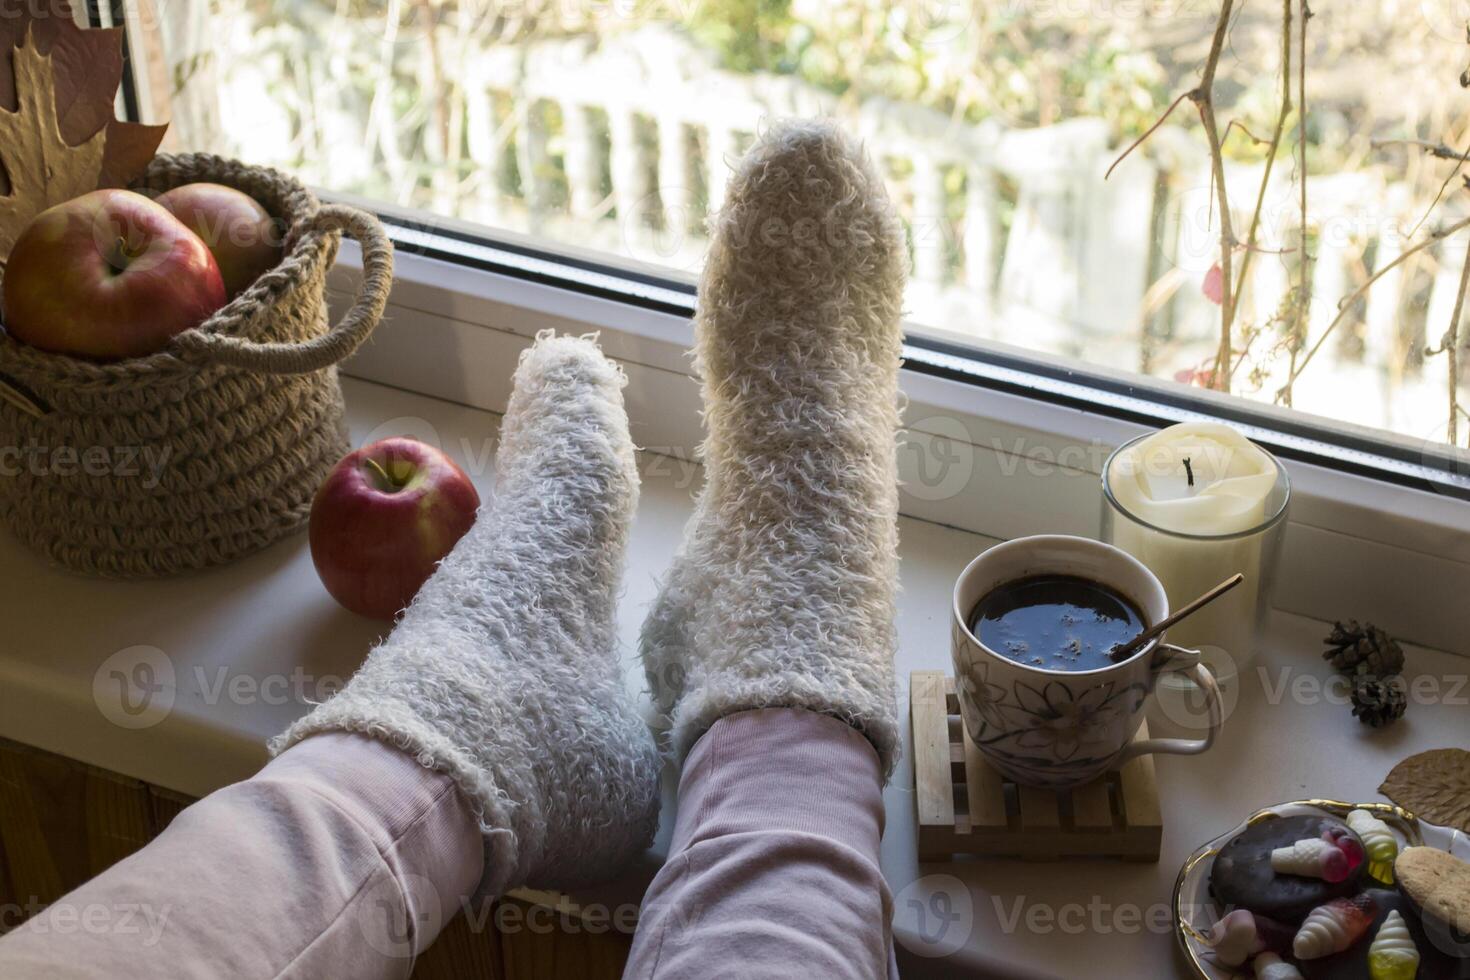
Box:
[1183,457,1195,487]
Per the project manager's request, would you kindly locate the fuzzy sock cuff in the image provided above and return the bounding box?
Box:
[670,670,900,781]
[271,701,522,898]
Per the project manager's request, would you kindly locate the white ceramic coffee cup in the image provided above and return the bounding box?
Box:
[951,534,1222,790]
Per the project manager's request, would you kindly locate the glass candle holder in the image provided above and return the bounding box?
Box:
[1101,431,1290,685]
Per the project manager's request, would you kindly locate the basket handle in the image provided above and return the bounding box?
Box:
[171,205,394,375]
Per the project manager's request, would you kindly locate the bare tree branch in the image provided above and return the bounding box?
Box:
[1229,0,1295,376]
[1188,0,1240,390]
[1223,119,1272,147]
[1371,138,1465,160]
[1105,90,1190,181]
[1408,138,1470,237]
[1283,0,1312,405]
[1436,241,1470,444]
[1281,215,1470,395]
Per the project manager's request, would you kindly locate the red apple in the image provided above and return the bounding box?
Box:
[1,190,226,360]
[310,437,481,620]
[156,183,284,299]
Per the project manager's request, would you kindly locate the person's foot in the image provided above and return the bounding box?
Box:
[275,332,660,897]
[641,118,908,775]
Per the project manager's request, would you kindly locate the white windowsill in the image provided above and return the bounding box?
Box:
[2,375,1465,979]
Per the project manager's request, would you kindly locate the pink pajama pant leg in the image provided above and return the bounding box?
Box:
[625,707,898,980]
[0,733,483,980]
[0,709,894,979]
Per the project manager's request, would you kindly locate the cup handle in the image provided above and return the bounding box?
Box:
[1115,643,1222,764]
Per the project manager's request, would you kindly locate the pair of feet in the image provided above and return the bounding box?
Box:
[273,120,908,898]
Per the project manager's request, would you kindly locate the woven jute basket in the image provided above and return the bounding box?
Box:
[0,153,394,577]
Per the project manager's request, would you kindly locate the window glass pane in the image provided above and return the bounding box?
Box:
[157,1,1470,453]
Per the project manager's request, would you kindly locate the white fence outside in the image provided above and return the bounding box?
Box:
[192,20,1466,444]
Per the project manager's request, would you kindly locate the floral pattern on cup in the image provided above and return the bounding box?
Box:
[957,659,1010,732]
[1010,680,1144,761]
[954,622,1149,784]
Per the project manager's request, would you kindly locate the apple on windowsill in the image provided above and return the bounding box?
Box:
[309,437,481,621]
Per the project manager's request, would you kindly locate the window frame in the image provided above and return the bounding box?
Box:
[368,196,1470,498]
[117,11,1470,656]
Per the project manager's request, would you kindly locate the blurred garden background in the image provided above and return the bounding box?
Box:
[158,0,1470,451]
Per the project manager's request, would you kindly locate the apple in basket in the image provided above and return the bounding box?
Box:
[310,438,481,620]
[156,183,285,299]
[0,189,226,360]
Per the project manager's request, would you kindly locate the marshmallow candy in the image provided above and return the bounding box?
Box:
[1255,953,1305,980]
[1348,809,1400,881]
[1274,837,1351,883]
[1205,908,1294,966]
[1367,909,1421,980]
[1294,894,1379,959]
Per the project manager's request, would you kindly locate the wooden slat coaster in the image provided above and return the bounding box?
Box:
[910,670,1163,863]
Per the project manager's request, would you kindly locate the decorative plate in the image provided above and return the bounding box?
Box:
[1172,799,1470,979]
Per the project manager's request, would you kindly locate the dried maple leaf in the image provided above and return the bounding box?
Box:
[99,120,169,189]
[1,3,114,119]
[1380,748,1470,834]
[0,5,166,198]
[0,30,107,262]
[37,24,123,148]
[2,3,109,196]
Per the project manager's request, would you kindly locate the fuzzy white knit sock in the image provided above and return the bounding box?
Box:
[641,119,908,776]
[273,333,660,899]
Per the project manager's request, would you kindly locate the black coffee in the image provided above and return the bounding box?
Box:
[970,574,1146,671]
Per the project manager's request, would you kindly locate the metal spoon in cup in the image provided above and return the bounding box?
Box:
[1107,573,1245,662]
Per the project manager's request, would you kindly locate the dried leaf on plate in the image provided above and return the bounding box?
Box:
[1380,748,1470,833]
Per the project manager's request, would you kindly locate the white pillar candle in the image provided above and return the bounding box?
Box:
[1105,422,1282,677]
[1107,421,1276,533]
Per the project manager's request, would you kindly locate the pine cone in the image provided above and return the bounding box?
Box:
[1323,620,1405,676]
[1351,675,1408,728]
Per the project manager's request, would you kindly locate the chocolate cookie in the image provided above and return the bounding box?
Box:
[1398,847,1470,960]
[1210,815,1366,921]
[1299,888,1470,980]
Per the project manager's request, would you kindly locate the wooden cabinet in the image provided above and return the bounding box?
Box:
[0,738,630,978]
